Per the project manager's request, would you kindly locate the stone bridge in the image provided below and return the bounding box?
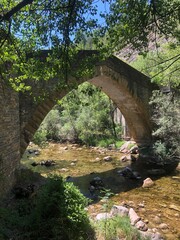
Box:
[0,50,157,195]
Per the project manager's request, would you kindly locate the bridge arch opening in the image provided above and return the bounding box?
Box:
[29,82,130,147]
[20,55,155,155]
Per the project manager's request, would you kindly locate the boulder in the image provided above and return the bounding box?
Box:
[60,168,69,172]
[169,204,180,212]
[34,150,40,155]
[28,149,40,155]
[118,167,141,180]
[120,155,128,162]
[96,213,111,221]
[89,177,104,189]
[137,203,145,208]
[142,178,154,188]
[120,141,136,153]
[129,208,141,225]
[45,160,56,166]
[140,231,163,240]
[70,162,76,166]
[135,220,148,231]
[31,162,39,167]
[110,205,129,217]
[40,160,56,167]
[120,155,131,162]
[28,149,34,154]
[129,145,139,154]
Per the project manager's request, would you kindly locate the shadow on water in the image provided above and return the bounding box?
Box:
[16,143,179,240]
[66,159,179,202]
[20,143,179,204]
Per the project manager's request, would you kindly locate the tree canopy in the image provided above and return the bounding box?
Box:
[103,0,180,52]
[0,0,180,90]
[131,43,180,88]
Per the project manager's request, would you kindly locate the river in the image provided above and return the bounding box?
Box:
[21,142,180,240]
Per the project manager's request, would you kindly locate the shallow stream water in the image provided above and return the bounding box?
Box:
[21,142,180,240]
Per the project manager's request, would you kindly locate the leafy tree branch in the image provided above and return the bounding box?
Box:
[0,0,33,22]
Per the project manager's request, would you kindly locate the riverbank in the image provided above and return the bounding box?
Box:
[19,142,180,239]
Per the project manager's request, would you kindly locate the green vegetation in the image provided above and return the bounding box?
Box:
[1,1,180,239]
[92,189,148,240]
[0,176,94,240]
[94,216,147,240]
[102,0,179,54]
[132,43,180,88]
[1,1,179,91]
[150,90,180,162]
[132,43,180,162]
[1,176,151,240]
[33,82,123,147]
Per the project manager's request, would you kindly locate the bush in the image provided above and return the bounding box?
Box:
[33,129,47,145]
[33,82,123,146]
[115,140,125,148]
[150,90,180,162]
[0,176,95,240]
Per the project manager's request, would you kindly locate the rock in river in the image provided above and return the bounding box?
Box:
[142,177,154,188]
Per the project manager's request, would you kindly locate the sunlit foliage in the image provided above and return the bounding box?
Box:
[131,43,180,88]
[0,0,179,91]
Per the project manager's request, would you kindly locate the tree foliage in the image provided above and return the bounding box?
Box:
[131,43,180,88]
[131,42,180,161]
[0,0,102,91]
[0,0,179,91]
[103,0,180,54]
[34,82,122,146]
[150,90,180,161]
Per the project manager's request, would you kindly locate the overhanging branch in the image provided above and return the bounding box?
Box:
[0,0,34,22]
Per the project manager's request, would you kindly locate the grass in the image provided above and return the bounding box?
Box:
[94,215,149,240]
[97,139,125,148]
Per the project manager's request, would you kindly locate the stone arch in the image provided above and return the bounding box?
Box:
[20,55,156,155]
[88,56,154,146]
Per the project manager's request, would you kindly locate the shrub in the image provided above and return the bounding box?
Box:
[33,129,47,145]
[0,176,95,240]
[33,82,123,146]
[97,138,116,148]
[150,90,180,162]
[115,140,125,148]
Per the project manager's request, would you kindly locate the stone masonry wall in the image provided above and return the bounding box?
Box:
[0,82,20,197]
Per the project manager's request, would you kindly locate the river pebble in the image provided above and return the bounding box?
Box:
[153,216,162,224]
[142,177,155,188]
[110,205,129,217]
[159,223,168,230]
[103,156,112,162]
